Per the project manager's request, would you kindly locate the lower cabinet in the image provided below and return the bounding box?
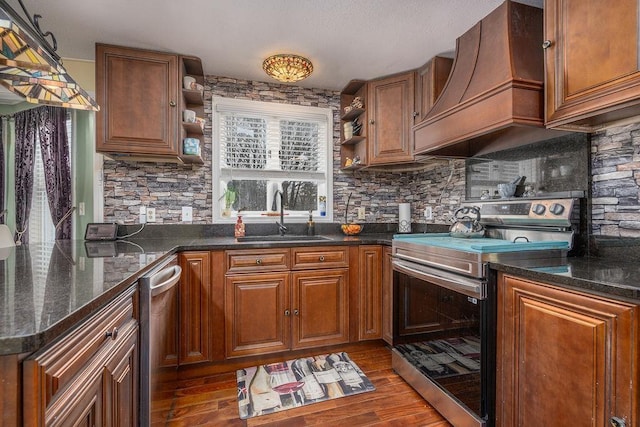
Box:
[22,286,138,426]
[179,251,212,365]
[382,246,393,344]
[358,245,383,340]
[225,246,350,358]
[497,273,639,427]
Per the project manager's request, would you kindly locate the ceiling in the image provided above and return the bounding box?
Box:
[9,0,543,91]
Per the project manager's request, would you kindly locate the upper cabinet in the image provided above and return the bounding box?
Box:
[544,0,640,130]
[96,44,204,164]
[414,56,453,126]
[367,72,416,166]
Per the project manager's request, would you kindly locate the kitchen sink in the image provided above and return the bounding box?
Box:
[236,235,332,242]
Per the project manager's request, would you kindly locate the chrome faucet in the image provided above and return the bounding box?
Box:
[275,190,288,236]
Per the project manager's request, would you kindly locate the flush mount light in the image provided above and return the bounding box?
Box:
[262,54,313,83]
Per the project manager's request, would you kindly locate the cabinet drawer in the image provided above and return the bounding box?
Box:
[23,286,137,412]
[291,246,349,270]
[226,249,290,273]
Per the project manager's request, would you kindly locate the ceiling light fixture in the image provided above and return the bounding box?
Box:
[262,54,313,83]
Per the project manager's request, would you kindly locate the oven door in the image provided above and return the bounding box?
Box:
[392,258,494,427]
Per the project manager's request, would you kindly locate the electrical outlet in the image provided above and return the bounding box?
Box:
[182,206,193,222]
[424,206,433,220]
[146,207,156,223]
[139,206,146,224]
[357,207,366,220]
[78,202,85,216]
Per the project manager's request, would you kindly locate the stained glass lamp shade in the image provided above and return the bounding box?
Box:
[0,5,99,111]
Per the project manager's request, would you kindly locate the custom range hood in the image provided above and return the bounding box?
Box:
[0,0,98,111]
[413,0,567,158]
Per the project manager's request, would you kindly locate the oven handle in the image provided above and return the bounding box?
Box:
[392,259,485,299]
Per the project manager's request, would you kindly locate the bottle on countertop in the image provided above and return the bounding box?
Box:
[234,214,245,238]
[307,210,315,236]
[319,196,327,217]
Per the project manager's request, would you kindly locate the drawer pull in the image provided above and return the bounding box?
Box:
[284,309,290,316]
[294,309,299,316]
[105,327,118,340]
[256,258,262,265]
[319,256,325,262]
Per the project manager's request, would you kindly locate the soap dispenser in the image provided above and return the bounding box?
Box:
[307,210,315,236]
[234,215,245,238]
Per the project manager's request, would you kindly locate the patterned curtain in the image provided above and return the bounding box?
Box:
[38,107,72,240]
[14,109,38,244]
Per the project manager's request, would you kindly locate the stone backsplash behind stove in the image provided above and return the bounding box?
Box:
[101,75,640,236]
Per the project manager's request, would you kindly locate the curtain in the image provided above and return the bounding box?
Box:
[38,107,72,240]
[14,109,38,244]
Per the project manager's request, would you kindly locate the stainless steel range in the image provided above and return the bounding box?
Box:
[391,197,582,427]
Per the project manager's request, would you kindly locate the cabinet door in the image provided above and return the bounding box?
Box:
[358,246,382,340]
[415,56,453,125]
[47,371,105,427]
[179,251,212,364]
[367,72,415,165]
[545,0,640,129]
[382,246,393,345]
[291,269,349,349]
[104,322,138,427]
[225,272,291,357]
[96,44,179,156]
[497,274,638,427]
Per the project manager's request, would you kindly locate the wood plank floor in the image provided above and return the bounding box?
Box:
[152,341,452,426]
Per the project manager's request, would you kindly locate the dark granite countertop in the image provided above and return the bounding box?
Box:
[490,257,640,302]
[4,229,639,357]
[0,233,394,356]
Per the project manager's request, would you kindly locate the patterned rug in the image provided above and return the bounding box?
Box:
[236,352,376,419]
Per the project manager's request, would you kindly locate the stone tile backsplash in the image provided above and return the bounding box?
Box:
[101,75,640,236]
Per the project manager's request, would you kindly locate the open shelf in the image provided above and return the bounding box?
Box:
[341,135,365,145]
[341,107,365,121]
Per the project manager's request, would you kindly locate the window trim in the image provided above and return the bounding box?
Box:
[212,96,333,223]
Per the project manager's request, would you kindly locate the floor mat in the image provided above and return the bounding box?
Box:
[237,352,376,419]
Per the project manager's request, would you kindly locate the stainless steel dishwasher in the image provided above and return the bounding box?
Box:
[139,255,181,426]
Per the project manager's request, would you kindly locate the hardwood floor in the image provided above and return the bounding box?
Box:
[152,341,452,426]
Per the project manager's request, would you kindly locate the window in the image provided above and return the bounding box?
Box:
[212,97,333,222]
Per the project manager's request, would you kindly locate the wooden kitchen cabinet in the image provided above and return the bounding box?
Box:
[22,286,138,426]
[414,56,453,125]
[497,273,639,427]
[96,43,204,164]
[367,71,416,165]
[179,251,212,364]
[339,79,368,170]
[225,247,349,358]
[358,245,383,340]
[544,0,640,130]
[382,246,393,344]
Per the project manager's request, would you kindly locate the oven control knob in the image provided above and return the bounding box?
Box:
[532,204,546,215]
[550,203,565,215]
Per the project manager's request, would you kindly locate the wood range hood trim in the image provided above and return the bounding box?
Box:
[413,0,569,158]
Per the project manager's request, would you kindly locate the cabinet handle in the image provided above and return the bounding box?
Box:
[369,119,375,125]
[412,111,419,118]
[256,258,262,265]
[610,417,626,427]
[105,327,118,340]
[169,101,176,107]
[285,309,290,316]
[319,255,325,262]
[542,40,552,49]
[294,309,299,316]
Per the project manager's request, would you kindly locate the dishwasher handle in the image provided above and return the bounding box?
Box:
[149,265,182,297]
